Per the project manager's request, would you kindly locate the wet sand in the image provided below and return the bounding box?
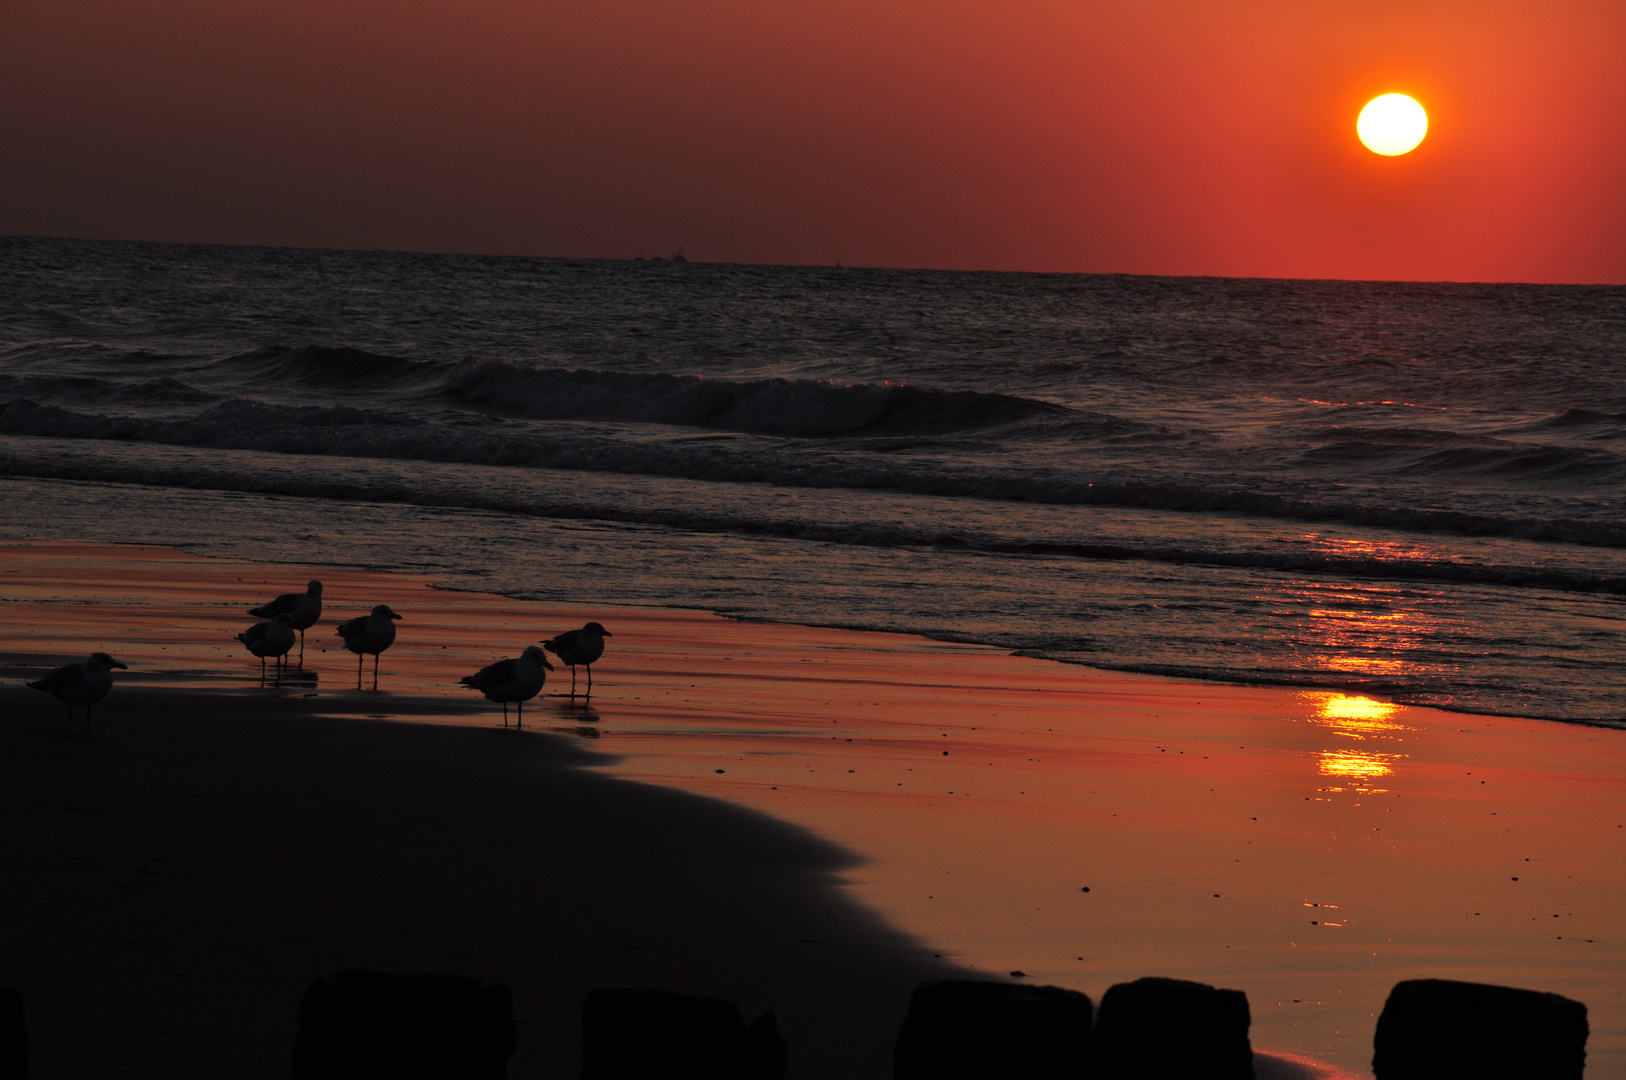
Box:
[4,539,1624,1077]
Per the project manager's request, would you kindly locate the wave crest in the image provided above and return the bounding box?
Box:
[443,359,1060,436]
[213,345,437,388]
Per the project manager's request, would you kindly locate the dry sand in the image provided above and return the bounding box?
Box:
[3,539,1624,1077]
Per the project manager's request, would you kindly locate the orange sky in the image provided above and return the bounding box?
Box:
[2,0,1622,282]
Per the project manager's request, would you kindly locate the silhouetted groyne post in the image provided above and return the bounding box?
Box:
[0,988,25,1080]
[1372,979,1587,1079]
[1092,976,1253,1079]
[291,971,515,1079]
[892,979,1093,1079]
[580,988,786,1080]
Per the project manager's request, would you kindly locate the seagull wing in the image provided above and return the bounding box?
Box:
[544,630,581,656]
[469,657,519,690]
[248,591,299,618]
[28,662,85,694]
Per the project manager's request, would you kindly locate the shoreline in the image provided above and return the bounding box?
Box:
[5,537,1624,1076]
[16,520,1609,733]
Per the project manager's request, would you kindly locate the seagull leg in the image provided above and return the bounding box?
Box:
[298,630,305,667]
[356,651,363,689]
[570,666,578,698]
[516,699,523,729]
[372,653,380,691]
[586,664,593,698]
[501,702,508,728]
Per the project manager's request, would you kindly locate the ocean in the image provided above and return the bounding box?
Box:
[2,234,1623,725]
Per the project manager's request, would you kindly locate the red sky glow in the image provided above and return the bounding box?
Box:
[2,0,1622,282]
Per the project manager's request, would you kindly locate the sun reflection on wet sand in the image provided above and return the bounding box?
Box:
[1318,748,1396,786]
[1309,695,1405,792]
[1313,693,1405,737]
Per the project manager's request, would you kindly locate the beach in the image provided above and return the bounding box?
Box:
[4,539,1623,1077]
[0,541,952,1078]
[4,1,1625,1072]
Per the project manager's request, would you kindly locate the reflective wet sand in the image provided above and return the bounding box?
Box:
[5,539,1623,1076]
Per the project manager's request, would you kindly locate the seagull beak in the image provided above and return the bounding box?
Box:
[541,656,554,670]
[390,611,403,620]
[602,630,613,637]
[112,661,128,669]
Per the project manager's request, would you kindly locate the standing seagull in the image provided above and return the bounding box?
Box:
[27,652,128,731]
[336,604,402,690]
[542,621,612,699]
[248,580,323,665]
[237,612,298,680]
[460,645,554,728]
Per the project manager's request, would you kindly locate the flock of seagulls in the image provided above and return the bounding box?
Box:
[25,575,614,731]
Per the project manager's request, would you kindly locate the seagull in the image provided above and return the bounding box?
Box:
[248,580,323,664]
[542,621,612,698]
[27,652,128,731]
[459,645,554,728]
[336,604,402,690]
[237,612,298,679]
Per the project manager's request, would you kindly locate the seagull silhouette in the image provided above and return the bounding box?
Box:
[238,612,298,681]
[543,621,612,699]
[460,645,554,727]
[28,652,128,731]
[335,604,402,690]
[248,580,322,664]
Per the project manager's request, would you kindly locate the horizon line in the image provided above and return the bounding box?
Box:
[5,231,1623,290]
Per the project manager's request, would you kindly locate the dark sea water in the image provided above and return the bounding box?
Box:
[2,234,1623,724]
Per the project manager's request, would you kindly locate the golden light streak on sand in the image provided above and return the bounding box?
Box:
[1317,749,1397,782]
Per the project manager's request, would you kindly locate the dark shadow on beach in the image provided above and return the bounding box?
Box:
[0,686,955,1078]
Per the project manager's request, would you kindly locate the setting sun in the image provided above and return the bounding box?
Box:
[1357,93,1429,156]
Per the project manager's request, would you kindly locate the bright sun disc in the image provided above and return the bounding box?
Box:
[1357,93,1428,156]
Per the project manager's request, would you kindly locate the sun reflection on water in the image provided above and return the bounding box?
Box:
[1310,694,1405,792]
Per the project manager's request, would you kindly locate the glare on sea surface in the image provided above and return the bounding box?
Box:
[1357,93,1428,156]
